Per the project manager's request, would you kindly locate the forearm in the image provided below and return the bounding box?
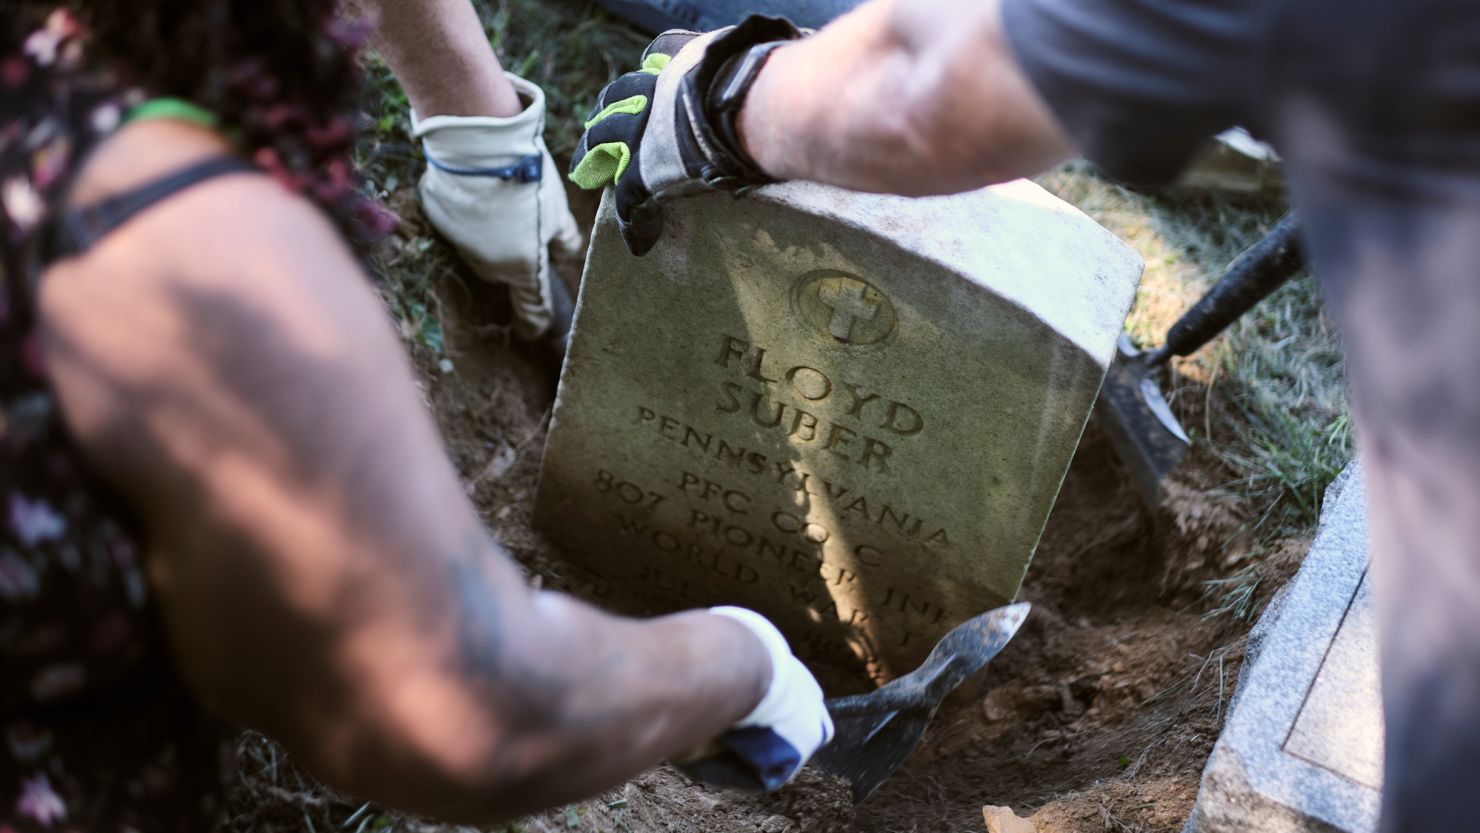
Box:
[379,549,770,822]
[160,505,768,823]
[350,0,522,118]
[473,595,770,816]
[207,513,770,823]
[738,0,1074,195]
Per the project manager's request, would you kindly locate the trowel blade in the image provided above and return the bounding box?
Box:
[813,602,1031,803]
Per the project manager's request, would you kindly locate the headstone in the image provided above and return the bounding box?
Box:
[536,182,1141,677]
[1186,464,1381,833]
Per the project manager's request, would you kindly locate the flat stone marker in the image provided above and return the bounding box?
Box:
[536,182,1141,676]
[1187,464,1382,833]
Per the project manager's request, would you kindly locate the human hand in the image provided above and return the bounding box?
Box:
[415,73,583,341]
[568,16,804,255]
[674,606,833,791]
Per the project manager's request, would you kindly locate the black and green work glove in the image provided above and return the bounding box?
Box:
[568,15,805,256]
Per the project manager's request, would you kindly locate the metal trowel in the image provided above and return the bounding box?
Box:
[680,602,1031,803]
[814,602,1031,801]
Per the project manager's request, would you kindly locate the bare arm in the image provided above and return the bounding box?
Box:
[739,0,1075,195]
[38,120,768,822]
[350,0,523,118]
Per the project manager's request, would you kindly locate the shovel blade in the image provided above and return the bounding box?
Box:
[813,602,1031,802]
[1096,335,1190,504]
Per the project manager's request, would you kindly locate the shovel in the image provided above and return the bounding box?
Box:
[679,602,1031,802]
[1096,212,1304,503]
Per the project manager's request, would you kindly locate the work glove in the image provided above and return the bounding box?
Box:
[677,606,833,791]
[415,73,583,341]
[568,15,805,255]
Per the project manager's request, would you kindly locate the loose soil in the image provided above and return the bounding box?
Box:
[229,192,1304,833]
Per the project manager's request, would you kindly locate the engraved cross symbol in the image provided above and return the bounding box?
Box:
[818,279,880,342]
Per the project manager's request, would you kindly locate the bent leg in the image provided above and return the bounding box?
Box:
[1315,193,1480,831]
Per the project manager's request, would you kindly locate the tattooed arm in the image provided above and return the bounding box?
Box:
[37,118,770,821]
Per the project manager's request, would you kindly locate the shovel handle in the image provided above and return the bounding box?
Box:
[1148,212,1304,365]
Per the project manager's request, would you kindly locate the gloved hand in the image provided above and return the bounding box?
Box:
[676,606,833,791]
[568,15,805,255]
[415,73,583,341]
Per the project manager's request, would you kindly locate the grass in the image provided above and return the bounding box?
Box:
[1185,223,1351,620]
[479,1,651,159]
[1037,164,1352,619]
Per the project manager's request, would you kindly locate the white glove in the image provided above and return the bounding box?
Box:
[414,73,584,340]
[705,606,833,790]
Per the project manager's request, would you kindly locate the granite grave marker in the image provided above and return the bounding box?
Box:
[537,181,1141,676]
[1187,464,1381,833]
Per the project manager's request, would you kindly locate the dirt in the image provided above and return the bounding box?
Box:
[228,194,1298,833]
[426,283,1257,833]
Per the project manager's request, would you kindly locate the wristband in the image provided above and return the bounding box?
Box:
[687,15,804,188]
[706,41,790,185]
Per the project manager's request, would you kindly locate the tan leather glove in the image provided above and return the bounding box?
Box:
[414,73,583,340]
